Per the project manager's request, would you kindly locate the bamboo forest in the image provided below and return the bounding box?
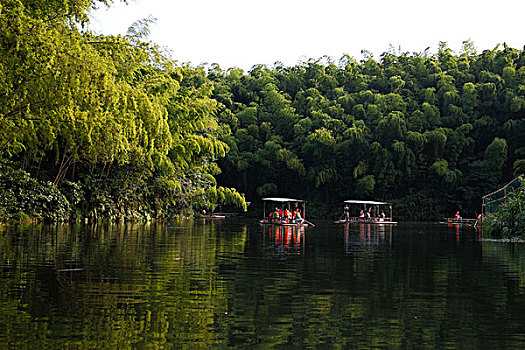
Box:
[1,0,525,224]
[5,1,525,349]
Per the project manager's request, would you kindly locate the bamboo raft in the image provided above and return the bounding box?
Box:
[260,197,315,227]
[335,200,397,225]
[440,218,479,226]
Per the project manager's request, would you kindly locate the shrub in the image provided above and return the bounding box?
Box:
[0,167,71,222]
[484,179,525,238]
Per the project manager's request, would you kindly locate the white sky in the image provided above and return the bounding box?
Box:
[89,0,525,71]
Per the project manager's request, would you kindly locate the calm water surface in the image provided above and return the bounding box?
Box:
[1,219,525,349]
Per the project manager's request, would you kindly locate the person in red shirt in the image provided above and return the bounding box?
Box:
[284,209,290,222]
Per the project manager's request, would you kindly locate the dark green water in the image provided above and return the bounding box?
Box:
[1,219,525,349]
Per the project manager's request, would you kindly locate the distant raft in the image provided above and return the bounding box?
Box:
[335,199,397,224]
[440,218,478,226]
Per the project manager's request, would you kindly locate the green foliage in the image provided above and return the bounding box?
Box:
[356,175,375,196]
[3,0,525,221]
[211,44,525,219]
[191,186,248,213]
[257,183,278,197]
[0,166,70,222]
[484,180,525,238]
[0,0,248,222]
[483,137,508,171]
[514,160,525,177]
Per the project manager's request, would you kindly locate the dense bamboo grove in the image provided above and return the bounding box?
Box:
[1,0,524,223]
[210,45,525,220]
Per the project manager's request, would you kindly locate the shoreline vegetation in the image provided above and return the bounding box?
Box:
[0,0,249,224]
[1,1,525,234]
[483,179,525,238]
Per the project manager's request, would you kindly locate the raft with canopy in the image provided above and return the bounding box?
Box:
[335,200,397,224]
[260,197,314,227]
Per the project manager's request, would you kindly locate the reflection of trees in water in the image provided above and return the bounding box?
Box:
[0,222,248,348]
[3,222,525,348]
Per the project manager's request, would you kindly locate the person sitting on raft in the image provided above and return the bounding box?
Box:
[294,209,303,224]
[284,209,292,223]
[269,207,282,222]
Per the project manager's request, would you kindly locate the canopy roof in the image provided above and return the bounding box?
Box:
[262,197,306,203]
[344,200,390,205]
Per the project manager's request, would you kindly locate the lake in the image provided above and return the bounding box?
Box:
[1,219,525,349]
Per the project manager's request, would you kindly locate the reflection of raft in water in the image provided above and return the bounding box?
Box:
[259,219,312,227]
[263,224,305,256]
[259,197,315,227]
[335,200,397,224]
